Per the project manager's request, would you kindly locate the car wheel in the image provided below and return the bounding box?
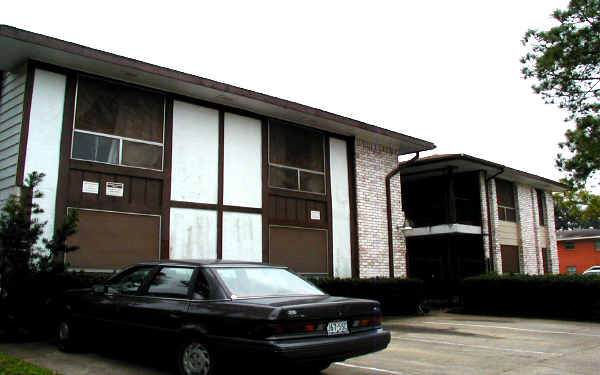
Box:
[178,339,215,375]
[57,320,78,352]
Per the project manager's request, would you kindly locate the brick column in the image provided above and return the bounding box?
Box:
[488,179,503,273]
[516,184,538,274]
[390,172,407,277]
[354,138,403,278]
[544,192,560,274]
[478,172,491,266]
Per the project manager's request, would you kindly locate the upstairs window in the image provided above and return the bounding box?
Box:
[72,76,165,170]
[536,189,546,226]
[268,120,325,194]
[496,179,516,222]
[595,240,600,251]
[564,241,575,250]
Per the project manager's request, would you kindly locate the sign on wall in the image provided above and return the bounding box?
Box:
[82,181,99,194]
[106,182,124,197]
[310,210,321,221]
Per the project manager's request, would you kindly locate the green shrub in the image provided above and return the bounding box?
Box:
[462,274,600,320]
[309,277,425,315]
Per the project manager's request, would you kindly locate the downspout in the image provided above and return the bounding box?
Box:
[386,152,419,278]
[484,167,504,273]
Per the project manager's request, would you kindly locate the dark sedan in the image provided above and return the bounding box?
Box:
[56,260,390,374]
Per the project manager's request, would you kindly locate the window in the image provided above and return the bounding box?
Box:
[496,179,516,222]
[542,248,550,274]
[147,267,194,298]
[564,241,575,250]
[536,189,546,226]
[106,266,154,295]
[567,266,577,275]
[193,270,211,300]
[595,240,600,251]
[72,76,165,170]
[268,120,325,194]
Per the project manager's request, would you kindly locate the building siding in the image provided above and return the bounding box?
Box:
[0,66,27,202]
[354,138,403,278]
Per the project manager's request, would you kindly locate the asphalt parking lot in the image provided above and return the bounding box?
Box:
[2,311,600,375]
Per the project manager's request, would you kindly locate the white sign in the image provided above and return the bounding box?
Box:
[82,181,99,194]
[310,210,321,220]
[106,182,124,197]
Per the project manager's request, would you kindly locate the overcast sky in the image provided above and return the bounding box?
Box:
[3,1,575,184]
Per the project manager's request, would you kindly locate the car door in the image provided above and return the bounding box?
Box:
[131,266,195,340]
[97,265,156,335]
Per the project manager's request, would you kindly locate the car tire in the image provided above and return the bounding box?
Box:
[57,320,79,353]
[178,338,215,375]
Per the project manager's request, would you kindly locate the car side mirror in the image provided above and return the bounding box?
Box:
[93,284,107,294]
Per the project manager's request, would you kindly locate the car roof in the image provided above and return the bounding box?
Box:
[136,259,287,268]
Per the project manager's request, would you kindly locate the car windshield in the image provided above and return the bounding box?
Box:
[214,267,324,298]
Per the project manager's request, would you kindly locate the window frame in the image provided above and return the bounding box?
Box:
[496,179,517,222]
[567,266,577,275]
[595,240,600,251]
[105,265,155,295]
[70,74,166,171]
[267,120,327,195]
[564,241,575,250]
[143,266,196,299]
[536,189,546,226]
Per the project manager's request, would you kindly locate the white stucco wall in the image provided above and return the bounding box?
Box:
[169,208,217,259]
[329,137,351,278]
[223,113,262,208]
[222,212,262,262]
[24,69,66,242]
[171,101,219,204]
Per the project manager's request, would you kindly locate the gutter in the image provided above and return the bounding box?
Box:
[385,152,420,278]
[484,167,504,273]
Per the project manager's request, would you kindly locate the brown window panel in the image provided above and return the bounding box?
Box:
[496,179,515,208]
[299,171,325,194]
[269,165,298,190]
[268,120,324,172]
[75,75,164,143]
[122,140,163,170]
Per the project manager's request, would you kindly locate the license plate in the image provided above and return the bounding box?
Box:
[327,320,349,336]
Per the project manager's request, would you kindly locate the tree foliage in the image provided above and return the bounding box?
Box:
[522,0,600,186]
[553,183,600,229]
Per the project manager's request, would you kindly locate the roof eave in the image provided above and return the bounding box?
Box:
[0,25,435,154]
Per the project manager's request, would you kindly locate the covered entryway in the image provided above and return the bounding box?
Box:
[406,234,485,298]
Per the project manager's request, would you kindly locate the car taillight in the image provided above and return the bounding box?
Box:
[352,315,382,328]
[250,322,326,337]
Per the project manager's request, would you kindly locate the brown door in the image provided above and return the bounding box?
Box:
[500,245,520,274]
[67,209,160,269]
[269,226,328,276]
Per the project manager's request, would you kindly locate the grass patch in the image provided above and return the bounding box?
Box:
[0,353,61,375]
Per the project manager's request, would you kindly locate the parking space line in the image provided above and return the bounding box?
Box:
[423,321,600,338]
[333,362,407,374]
[392,336,555,355]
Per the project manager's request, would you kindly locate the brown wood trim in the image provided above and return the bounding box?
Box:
[223,205,262,214]
[325,136,334,277]
[347,137,359,278]
[261,120,269,263]
[268,188,327,202]
[53,72,77,258]
[268,222,329,230]
[15,62,36,186]
[170,201,218,211]
[69,159,165,180]
[217,110,224,260]
[161,98,174,260]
